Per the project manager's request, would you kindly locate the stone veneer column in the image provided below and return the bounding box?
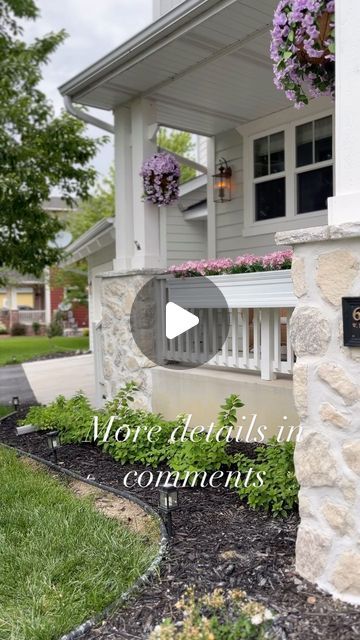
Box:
[277,224,360,604]
[100,270,162,409]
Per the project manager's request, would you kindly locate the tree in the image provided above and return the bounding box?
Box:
[157,127,196,184]
[69,167,115,241]
[0,0,105,278]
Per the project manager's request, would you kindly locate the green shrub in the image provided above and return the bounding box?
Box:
[21,383,298,518]
[21,392,94,444]
[0,322,8,335]
[11,322,26,336]
[82,328,89,337]
[149,587,273,640]
[168,394,243,480]
[99,383,183,467]
[32,321,41,335]
[233,438,298,517]
[47,312,63,337]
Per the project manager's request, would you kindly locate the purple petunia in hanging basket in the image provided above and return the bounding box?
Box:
[271,0,335,108]
[140,152,180,206]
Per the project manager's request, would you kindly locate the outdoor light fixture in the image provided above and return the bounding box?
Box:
[159,484,179,537]
[212,157,232,203]
[47,430,60,464]
[12,396,20,411]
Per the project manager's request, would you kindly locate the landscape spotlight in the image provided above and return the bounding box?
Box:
[12,396,20,411]
[47,430,60,464]
[159,484,179,537]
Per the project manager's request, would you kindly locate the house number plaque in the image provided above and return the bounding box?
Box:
[342,298,360,347]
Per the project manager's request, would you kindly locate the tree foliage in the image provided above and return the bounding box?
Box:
[157,127,196,184]
[0,0,104,277]
[68,167,115,241]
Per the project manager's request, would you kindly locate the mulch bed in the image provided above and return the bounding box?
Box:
[1,408,360,640]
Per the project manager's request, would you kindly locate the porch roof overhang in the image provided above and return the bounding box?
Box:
[59,0,289,137]
[64,217,115,264]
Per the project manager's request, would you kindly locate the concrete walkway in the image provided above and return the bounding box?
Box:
[22,354,96,406]
[0,364,36,406]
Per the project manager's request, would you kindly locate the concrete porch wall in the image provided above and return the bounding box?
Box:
[152,365,298,440]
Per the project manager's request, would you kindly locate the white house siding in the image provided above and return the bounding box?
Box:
[88,245,115,349]
[166,205,207,265]
[214,127,319,259]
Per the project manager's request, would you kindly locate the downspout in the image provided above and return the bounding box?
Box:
[63,95,115,134]
[63,95,207,173]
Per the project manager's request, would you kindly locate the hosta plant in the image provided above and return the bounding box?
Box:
[271,0,335,107]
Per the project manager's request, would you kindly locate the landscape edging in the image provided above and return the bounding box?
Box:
[0,442,168,640]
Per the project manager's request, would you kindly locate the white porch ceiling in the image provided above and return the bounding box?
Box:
[60,0,291,136]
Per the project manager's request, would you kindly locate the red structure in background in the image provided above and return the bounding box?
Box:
[50,286,88,328]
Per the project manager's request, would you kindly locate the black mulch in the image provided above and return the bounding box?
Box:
[1,408,360,640]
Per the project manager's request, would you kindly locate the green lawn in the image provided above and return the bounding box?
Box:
[0,336,89,366]
[0,447,158,640]
[0,405,12,418]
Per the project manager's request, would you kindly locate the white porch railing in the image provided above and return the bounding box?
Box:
[157,272,297,381]
[18,310,46,325]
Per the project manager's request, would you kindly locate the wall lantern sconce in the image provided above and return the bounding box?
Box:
[12,396,20,411]
[159,483,179,537]
[47,430,60,464]
[212,157,232,203]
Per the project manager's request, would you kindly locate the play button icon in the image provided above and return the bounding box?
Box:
[130,275,230,369]
[166,302,199,340]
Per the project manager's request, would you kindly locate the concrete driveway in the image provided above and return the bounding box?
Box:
[22,354,96,406]
[0,364,36,406]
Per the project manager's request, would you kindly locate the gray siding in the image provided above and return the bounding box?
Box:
[215,129,281,258]
[166,205,207,265]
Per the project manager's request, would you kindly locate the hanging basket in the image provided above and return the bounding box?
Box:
[271,0,335,107]
[140,152,180,206]
[297,11,333,65]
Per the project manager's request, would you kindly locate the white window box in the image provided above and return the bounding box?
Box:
[167,270,296,309]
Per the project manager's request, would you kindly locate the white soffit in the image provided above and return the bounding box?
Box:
[60,0,290,136]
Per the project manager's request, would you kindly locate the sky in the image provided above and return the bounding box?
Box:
[25,0,153,180]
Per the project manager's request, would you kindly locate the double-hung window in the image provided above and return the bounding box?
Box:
[295,116,333,215]
[254,131,286,222]
[246,112,333,231]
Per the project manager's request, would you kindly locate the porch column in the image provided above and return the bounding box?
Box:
[207,137,216,259]
[276,225,360,604]
[328,0,360,225]
[113,106,135,271]
[130,98,166,270]
[113,98,166,271]
[9,286,17,310]
[44,267,51,325]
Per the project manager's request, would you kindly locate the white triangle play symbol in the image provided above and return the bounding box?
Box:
[166,302,199,340]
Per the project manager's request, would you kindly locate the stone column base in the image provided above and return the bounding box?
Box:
[100,269,163,410]
[277,223,360,605]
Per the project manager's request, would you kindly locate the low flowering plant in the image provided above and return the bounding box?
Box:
[271,0,335,107]
[140,152,180,206]
[168,250,293,278]
[149,587,273,640]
